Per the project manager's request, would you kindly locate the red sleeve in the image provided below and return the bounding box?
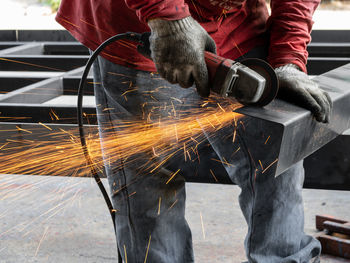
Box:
[125,0,191,23]
[267,0,320,73]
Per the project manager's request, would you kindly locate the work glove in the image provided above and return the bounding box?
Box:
[148,16,216,97]
[275,64,332,123]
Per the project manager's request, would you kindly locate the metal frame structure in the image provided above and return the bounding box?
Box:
[0,30,349,190]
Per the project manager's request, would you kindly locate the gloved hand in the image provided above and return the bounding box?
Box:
[148,16,216,97]
[275,64,332,123]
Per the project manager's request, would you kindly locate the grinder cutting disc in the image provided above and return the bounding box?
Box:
[240,58,279,107]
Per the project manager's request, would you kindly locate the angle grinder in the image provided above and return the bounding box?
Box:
[137,32,279,106]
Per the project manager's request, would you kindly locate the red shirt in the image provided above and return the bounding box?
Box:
[56,0,320,73]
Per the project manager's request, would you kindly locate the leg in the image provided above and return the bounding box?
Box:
[206,119,321,262]
[239,160,321,263]
[92,57,194,263]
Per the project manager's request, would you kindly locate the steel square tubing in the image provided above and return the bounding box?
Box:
[234,63,350,177]
[308,43,350,57]
[307,57,350,75]
[0,55,88,71]
[0,103,96,124]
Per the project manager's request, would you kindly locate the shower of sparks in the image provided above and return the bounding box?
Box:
[0,100,242,179]
[0,89,243,252]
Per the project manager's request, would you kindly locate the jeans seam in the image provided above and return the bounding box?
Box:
[237,128,255,262]
[97,58,138,260]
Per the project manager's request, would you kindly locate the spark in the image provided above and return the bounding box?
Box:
[16,126,32,134]
[152,147,159,157]
[217,103,226,112]
[200,212,206,239]
[0,142,9,150]
[0,99,242,192]
[265,135,270,144]
[121,88,137,96]
[165,169,180,185]
[262,158,278,174]
[34,226,49,257]
[128,191,136,197]
[258,160,264,170]
[144,235,152,263]
[158,197,161,215]
[210,158,232,167]
[38,122,52,131]
[209,169,218,182]
[232,128,237,143]
[232,147,241,155]
[0,57,63,71]
[50,109,59,120]
[124,245,128,263]
[168,199,178,211]
[170,97,182,103]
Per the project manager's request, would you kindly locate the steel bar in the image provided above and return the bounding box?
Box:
[62,76,94,95]
[0,74,47,93]
[323,221,350,236]
[0,43,43,55]
[235,63,350,177]
[0,55,88,71]
[43,42,89,55]
[308,43,350,57]
[311,30,350,43]
[0,30,75,42]
[307,57,350,75]
[0,77,63,104]
[318,235,350,259]
[0,43,21,50]
[0,103,96,124]
[316,215,348,231]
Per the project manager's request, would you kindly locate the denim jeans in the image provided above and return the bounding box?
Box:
[92,52,321,262]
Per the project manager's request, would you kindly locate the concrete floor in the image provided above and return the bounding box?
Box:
[0,174,349,263]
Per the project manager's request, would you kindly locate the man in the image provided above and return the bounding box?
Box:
[56,0,331,262]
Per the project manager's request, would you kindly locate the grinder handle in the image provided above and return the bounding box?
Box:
[204,51,227,86]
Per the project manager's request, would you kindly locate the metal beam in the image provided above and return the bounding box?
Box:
[0,103,96,124]
[308,43,350,57]
[0,55,88,71]
[234,63,350,177]
[0,77,64,104]
[311,30,350,43]
[0,43,43,55]
[307,57,350,75]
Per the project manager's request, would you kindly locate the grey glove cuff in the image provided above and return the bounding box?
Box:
[148,16,195,37]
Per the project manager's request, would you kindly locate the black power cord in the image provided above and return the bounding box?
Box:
[77,32,143,263]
